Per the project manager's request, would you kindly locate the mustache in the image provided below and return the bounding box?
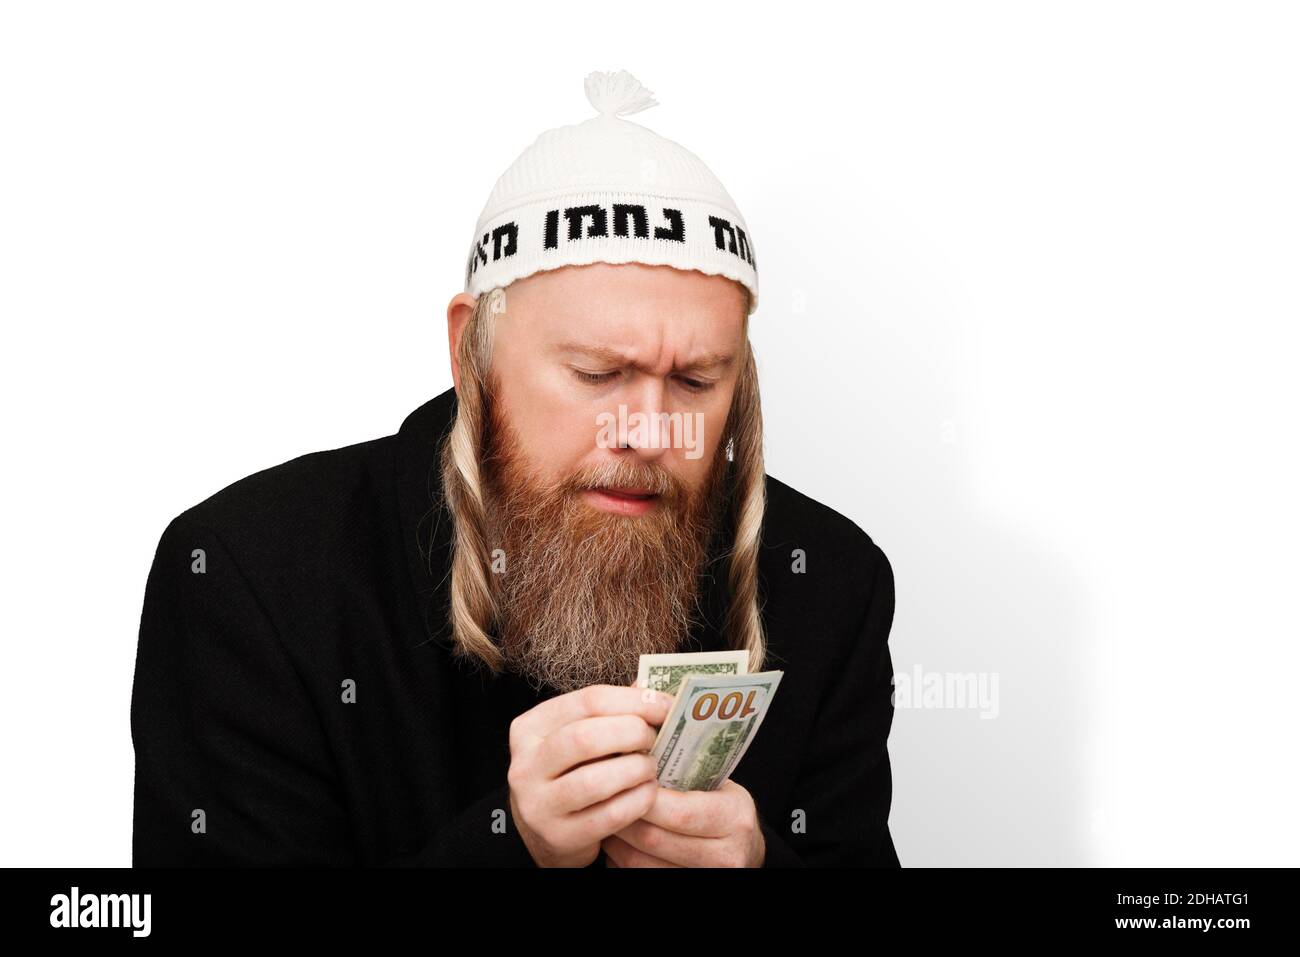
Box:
[562,458,682,501]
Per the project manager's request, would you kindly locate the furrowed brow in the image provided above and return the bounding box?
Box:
[554,342,735,375]
[555,343,634,367]
[674,352,735,375]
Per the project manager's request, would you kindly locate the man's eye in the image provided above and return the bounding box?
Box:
[676,375,716,393]
[572,368,618,385]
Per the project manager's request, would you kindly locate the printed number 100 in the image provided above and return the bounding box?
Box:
[690,690,759,721]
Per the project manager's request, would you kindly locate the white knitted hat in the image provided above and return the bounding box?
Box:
[464,69,758,315]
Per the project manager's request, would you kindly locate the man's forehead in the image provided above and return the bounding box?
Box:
[506,262,745,317]
[499,263,746,365]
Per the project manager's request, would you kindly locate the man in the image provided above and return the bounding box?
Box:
[131,70,900,867]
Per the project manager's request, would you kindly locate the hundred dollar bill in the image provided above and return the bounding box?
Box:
[636,650,750,696]
[650,670,784,791]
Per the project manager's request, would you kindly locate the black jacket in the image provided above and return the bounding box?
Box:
[130,387,900,867]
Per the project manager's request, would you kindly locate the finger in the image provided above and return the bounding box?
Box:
[536,713,659,780]
[602,833,682,868]
[513,684,674,746]
[613,819,718,866]
[640,784,735,837]
[562,777,658,847]
[549,751,657,816]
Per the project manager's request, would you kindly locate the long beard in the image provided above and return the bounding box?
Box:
[480,394,729,693]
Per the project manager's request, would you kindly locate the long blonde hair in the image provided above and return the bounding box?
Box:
[439,286,768,674]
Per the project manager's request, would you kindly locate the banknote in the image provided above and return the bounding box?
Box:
[649,670,784,791]
[636,650,750,696]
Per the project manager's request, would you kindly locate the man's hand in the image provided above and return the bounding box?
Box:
[507,684,676,867]
[600,779,767,867]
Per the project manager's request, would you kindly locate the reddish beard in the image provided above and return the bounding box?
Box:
[480,389,730,693]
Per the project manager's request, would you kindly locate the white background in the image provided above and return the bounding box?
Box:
[2,1,1296,866]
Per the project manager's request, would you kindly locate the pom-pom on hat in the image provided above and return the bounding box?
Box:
[464,69,759,315]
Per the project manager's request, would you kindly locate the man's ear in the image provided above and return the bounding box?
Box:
[446,292,477,394]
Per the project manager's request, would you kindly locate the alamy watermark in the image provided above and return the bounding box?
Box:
[50,887,151,937]
[596,404,705,459]
[892,665,1000,719]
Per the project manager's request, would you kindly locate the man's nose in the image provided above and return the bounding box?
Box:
[618,379,669,463]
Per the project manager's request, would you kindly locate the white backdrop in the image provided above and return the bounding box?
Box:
[2,0,1296,867]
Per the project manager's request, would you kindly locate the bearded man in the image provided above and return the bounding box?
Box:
[130,70,900,868]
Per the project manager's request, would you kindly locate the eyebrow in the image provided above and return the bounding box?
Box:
[555,342,736,375]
